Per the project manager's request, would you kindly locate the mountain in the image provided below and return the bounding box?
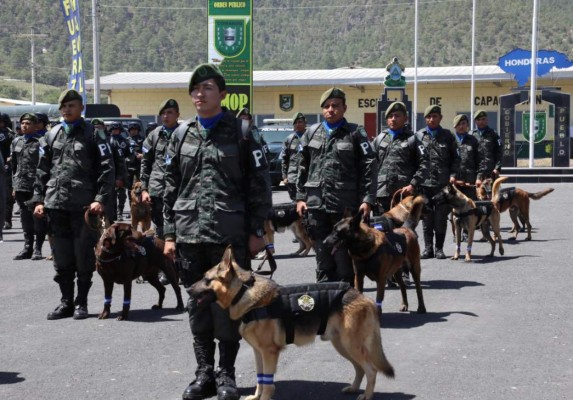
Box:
[1,0,572,102]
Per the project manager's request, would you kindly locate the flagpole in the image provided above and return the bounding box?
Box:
[470,0,476,127]
[413,0,419,132]
[92,0,101,103]
[529,0,539,168]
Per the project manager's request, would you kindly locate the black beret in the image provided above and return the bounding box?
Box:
[320,87,346,107]
[35,113,49,126]
[20,113,38,123]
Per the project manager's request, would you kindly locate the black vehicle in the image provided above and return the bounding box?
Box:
[258,119,293,187]
[86,117,146,137]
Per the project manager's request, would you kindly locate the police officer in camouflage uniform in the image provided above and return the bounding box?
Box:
[472,109,503,187]
[126,122,144,191]
[453,114,481,200]
[11,113,48,260]
[296,88,377,283]
[281,112,307,201]
[372,101,428,213]
[163,64,272,400]
[0,113,15,230]
[416,105,460,259]
[140,99,180,239]
[109,122,130,221]
[33,89,115,320]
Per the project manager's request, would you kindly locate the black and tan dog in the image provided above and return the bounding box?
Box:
[190,246,395,400]
[438,178,505,262]
[324,204,427,315]
[130,180,152,232]
[476,177,554,241]
[95,223,184,320]
[263,202,313,256]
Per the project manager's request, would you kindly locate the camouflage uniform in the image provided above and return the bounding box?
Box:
[372,127,428,212]
[472,125,502,182]
[126,131,144,190]
[455,131,481,199]
[140,125,176,238]
[11,126,49,258]
[0,117,15,229]
[33,117,115,318]
[416,124,460,256]
[281,130,305,200]
[109,132,131,220]
[296,119,377,283]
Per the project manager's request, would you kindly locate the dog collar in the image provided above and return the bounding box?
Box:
[231,275,255,306]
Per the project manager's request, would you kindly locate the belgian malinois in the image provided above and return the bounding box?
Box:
[439,177,505,262]
[130,180,152,232]
[324,201,427,315]
[476,177,554,241]
[190,246,395,400]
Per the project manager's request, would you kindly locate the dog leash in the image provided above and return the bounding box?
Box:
[254,247,277,278]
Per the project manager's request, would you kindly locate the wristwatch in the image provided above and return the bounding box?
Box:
[254,228,265,238]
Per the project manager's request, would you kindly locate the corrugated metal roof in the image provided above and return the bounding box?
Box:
[86,65,573,90]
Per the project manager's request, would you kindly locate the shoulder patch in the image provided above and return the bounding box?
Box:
[357,127,368,138]
[250,128,262,145]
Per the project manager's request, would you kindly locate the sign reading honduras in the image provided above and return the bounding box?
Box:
[498,48,573,87]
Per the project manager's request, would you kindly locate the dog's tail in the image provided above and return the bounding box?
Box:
[402,195,427,231]
[528,187,554,200]
[370,326,395,379]
[491,176,509,202]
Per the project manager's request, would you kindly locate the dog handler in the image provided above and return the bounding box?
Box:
[33,89,115,320]
[163,64,272,400]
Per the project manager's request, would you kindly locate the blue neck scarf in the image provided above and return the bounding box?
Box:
[62,120,82,135]
[24,133,37,140]
[388,128,403,138]
[455,133,466,143]
[322,120,344,138]
[162,123,179,139]
[426,127,438,138]
[198,112,225,130]
[36,129,47,137]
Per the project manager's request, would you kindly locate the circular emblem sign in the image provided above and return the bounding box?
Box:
[297,294,315,312]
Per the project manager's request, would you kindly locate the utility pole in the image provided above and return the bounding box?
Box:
[92,0,101,103]
[14,29,48,105]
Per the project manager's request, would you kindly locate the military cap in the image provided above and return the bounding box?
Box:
[385,102,407,119]
[58,89,83,109]
[320,87,346,107]
[453,114,469,127]
[424,105,441,117]
[35,112,50,126]
[91,118,105,126]
[292,112,306,124]
[128,122,140,130]
[158,99,179,115]
[110,121,122,130]
[189,63,226,93]
[20,112,38,123]
[474,109,487,120]
[236,107,252,120]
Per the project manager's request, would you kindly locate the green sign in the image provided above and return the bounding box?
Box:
[522,112,547,143]
[208,1,252,112]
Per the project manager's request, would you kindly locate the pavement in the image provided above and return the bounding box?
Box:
[1,183,572,400]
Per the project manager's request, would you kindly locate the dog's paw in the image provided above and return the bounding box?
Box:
[341,385,360,394]
[499,248,505,255]
[117,315,128,321]
[98,312,109,320]
[417,305,427,314]
[175,304,185,311]
[151,304,163,310]
[399,304,408,312]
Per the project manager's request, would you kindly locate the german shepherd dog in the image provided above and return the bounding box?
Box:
[263,203,314,256]
[130,180,152,232]
[95,223,184,320]
[476,177,554,241]
[438,178,505,262]
[190,246,395,400]
[324,201,427,314]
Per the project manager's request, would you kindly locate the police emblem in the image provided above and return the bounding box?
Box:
[279,94,294,112]
[395,243,402,253]
[214,19,246,57]
[0,133,5,141]
[297,294,315,312]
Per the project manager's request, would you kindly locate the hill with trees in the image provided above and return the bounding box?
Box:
[1,0,572,103]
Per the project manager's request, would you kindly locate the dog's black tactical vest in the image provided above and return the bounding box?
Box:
[242,282,351,344]
[268,202,300,230]
[497,187,516,209]
[453,201,494,221]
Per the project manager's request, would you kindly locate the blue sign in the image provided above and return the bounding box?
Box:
[498,48,573,87]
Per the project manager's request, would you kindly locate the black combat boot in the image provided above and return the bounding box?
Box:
[13,233,34,260]
[216,341,240,400]
[182,341,217,400]
[73,281,92,320]
[435,233,447,259]
[31,236,45,260]
[47,281,74,320]
[421,231,434,259]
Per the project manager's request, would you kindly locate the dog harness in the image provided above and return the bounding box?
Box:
[453,201,494,221]
[369,215,396,233]
[268,202,300,231]
[497,187,516,210]
[241,282,351,344]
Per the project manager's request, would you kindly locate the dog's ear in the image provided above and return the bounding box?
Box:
[218,245,236,281]
[351,212,363,229]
